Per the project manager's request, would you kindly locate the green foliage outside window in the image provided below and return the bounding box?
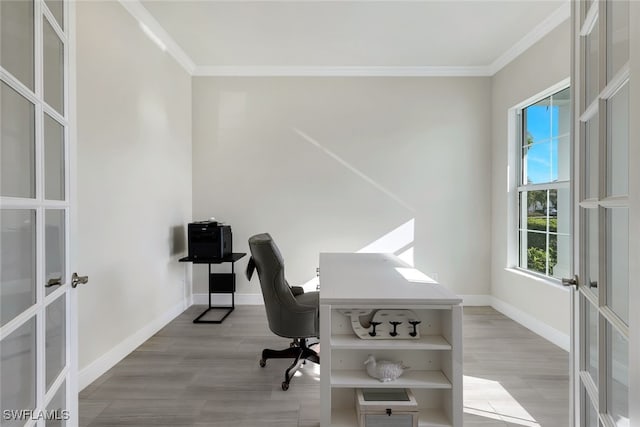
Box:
[526,216,558,275]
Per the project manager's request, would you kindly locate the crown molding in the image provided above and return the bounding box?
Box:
[119,0,569,78]
[488,1,570,75]
[193,65,493,77]
[118,0,196,74]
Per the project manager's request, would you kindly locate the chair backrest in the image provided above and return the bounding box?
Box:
[247,233,299,337]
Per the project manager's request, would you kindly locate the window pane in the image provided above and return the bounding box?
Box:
[524,141,552,184]
[606,83,629,197]
[523,88,569,184]
[46,295,66,391]
[584,298,598,387]
[0,0,35,90]
[1,210,36,327]
[606,208,628,325]
[45,0,64,31]
[585,209,599,296]
[523,189,549,226]
[43,17,64,115]
[46,381,66,427]
[45,210,65,296]
[0,318,37,427]
[585,114,599,199]
[525,101,551,144]
[585,21,599,107]
[607,0,628,81]
[44,113,65,201]
[525,231,547,274]
[1,81,36,198]
[607,326,628,427]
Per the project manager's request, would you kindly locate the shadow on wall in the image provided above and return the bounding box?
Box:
[170,224,186,256]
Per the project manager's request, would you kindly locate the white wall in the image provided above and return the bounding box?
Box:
[76,1,192,382]
[192,77,492,299]
[490,20,571,342]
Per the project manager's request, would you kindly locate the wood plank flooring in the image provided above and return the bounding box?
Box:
[80,306,569,427]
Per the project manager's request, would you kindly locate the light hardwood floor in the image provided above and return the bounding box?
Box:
[79,306,569,427]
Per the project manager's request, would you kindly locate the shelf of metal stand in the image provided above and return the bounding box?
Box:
[179,252,246,324]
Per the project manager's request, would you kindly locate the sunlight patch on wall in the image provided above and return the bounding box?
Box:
[357,218,414,256]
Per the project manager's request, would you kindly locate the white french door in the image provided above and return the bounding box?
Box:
[1,1,78,426]
[571,0,635,426]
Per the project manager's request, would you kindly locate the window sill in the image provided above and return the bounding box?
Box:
[504,267,570,292]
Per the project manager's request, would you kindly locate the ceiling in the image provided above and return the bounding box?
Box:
[130,0,569,76]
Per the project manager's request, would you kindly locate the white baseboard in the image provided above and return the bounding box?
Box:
[490,296,570,352]
[460,294,493,306]
[78,298,188,391]
[191,293,263,306]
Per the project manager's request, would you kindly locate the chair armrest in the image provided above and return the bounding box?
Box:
[290,286,305,296]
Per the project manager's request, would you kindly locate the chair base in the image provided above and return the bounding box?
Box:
[259,338,320,390]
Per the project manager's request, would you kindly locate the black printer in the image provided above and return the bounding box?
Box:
[187,221,232,260]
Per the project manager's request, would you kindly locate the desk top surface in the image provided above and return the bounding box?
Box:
[179,253,246,264]
[319,253,461,306]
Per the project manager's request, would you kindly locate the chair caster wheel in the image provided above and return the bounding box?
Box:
[281,381,289,391]
[259,359,266,367]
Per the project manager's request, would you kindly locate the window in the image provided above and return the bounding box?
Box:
[517,87,571,279]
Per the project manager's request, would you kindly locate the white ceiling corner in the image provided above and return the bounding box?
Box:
[118,0,196,74]
[120,0,570,78]
[487,1,571,75]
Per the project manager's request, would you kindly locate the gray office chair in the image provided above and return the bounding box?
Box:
[246,233,320,390]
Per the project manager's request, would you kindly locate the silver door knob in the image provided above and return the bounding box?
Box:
[71,272,89,288]
[562,275,579,289]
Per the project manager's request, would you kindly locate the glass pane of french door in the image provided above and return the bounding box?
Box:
[0,209,36,327]
[1,81,36,198]
[0,0,35,90]
[0,318,37,427]
[43,16,64,115]
[1,0,72,425]
[44,113,65,201]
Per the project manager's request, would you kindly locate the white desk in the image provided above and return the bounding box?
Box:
[319,253,463,427]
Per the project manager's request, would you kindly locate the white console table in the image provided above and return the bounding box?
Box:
[319,253,463,427]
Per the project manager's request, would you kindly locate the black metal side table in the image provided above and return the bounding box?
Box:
[179,252,246,323]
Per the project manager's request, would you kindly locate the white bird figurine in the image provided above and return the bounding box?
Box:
[364,354,408,382]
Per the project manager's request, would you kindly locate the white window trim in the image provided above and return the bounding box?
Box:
[507,78,571,280]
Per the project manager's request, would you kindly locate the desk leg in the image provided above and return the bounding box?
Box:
[193,263,235,324]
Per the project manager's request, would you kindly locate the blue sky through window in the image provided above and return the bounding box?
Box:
[525,105,560,183]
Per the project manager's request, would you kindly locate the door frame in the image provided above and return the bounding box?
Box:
[0,0,78,424]
[628,2,640,424]
[68,0,79,424]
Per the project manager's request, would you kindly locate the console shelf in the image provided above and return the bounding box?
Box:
[319,253,463,427]
[331,334,452,350]
[330,369,452,389]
